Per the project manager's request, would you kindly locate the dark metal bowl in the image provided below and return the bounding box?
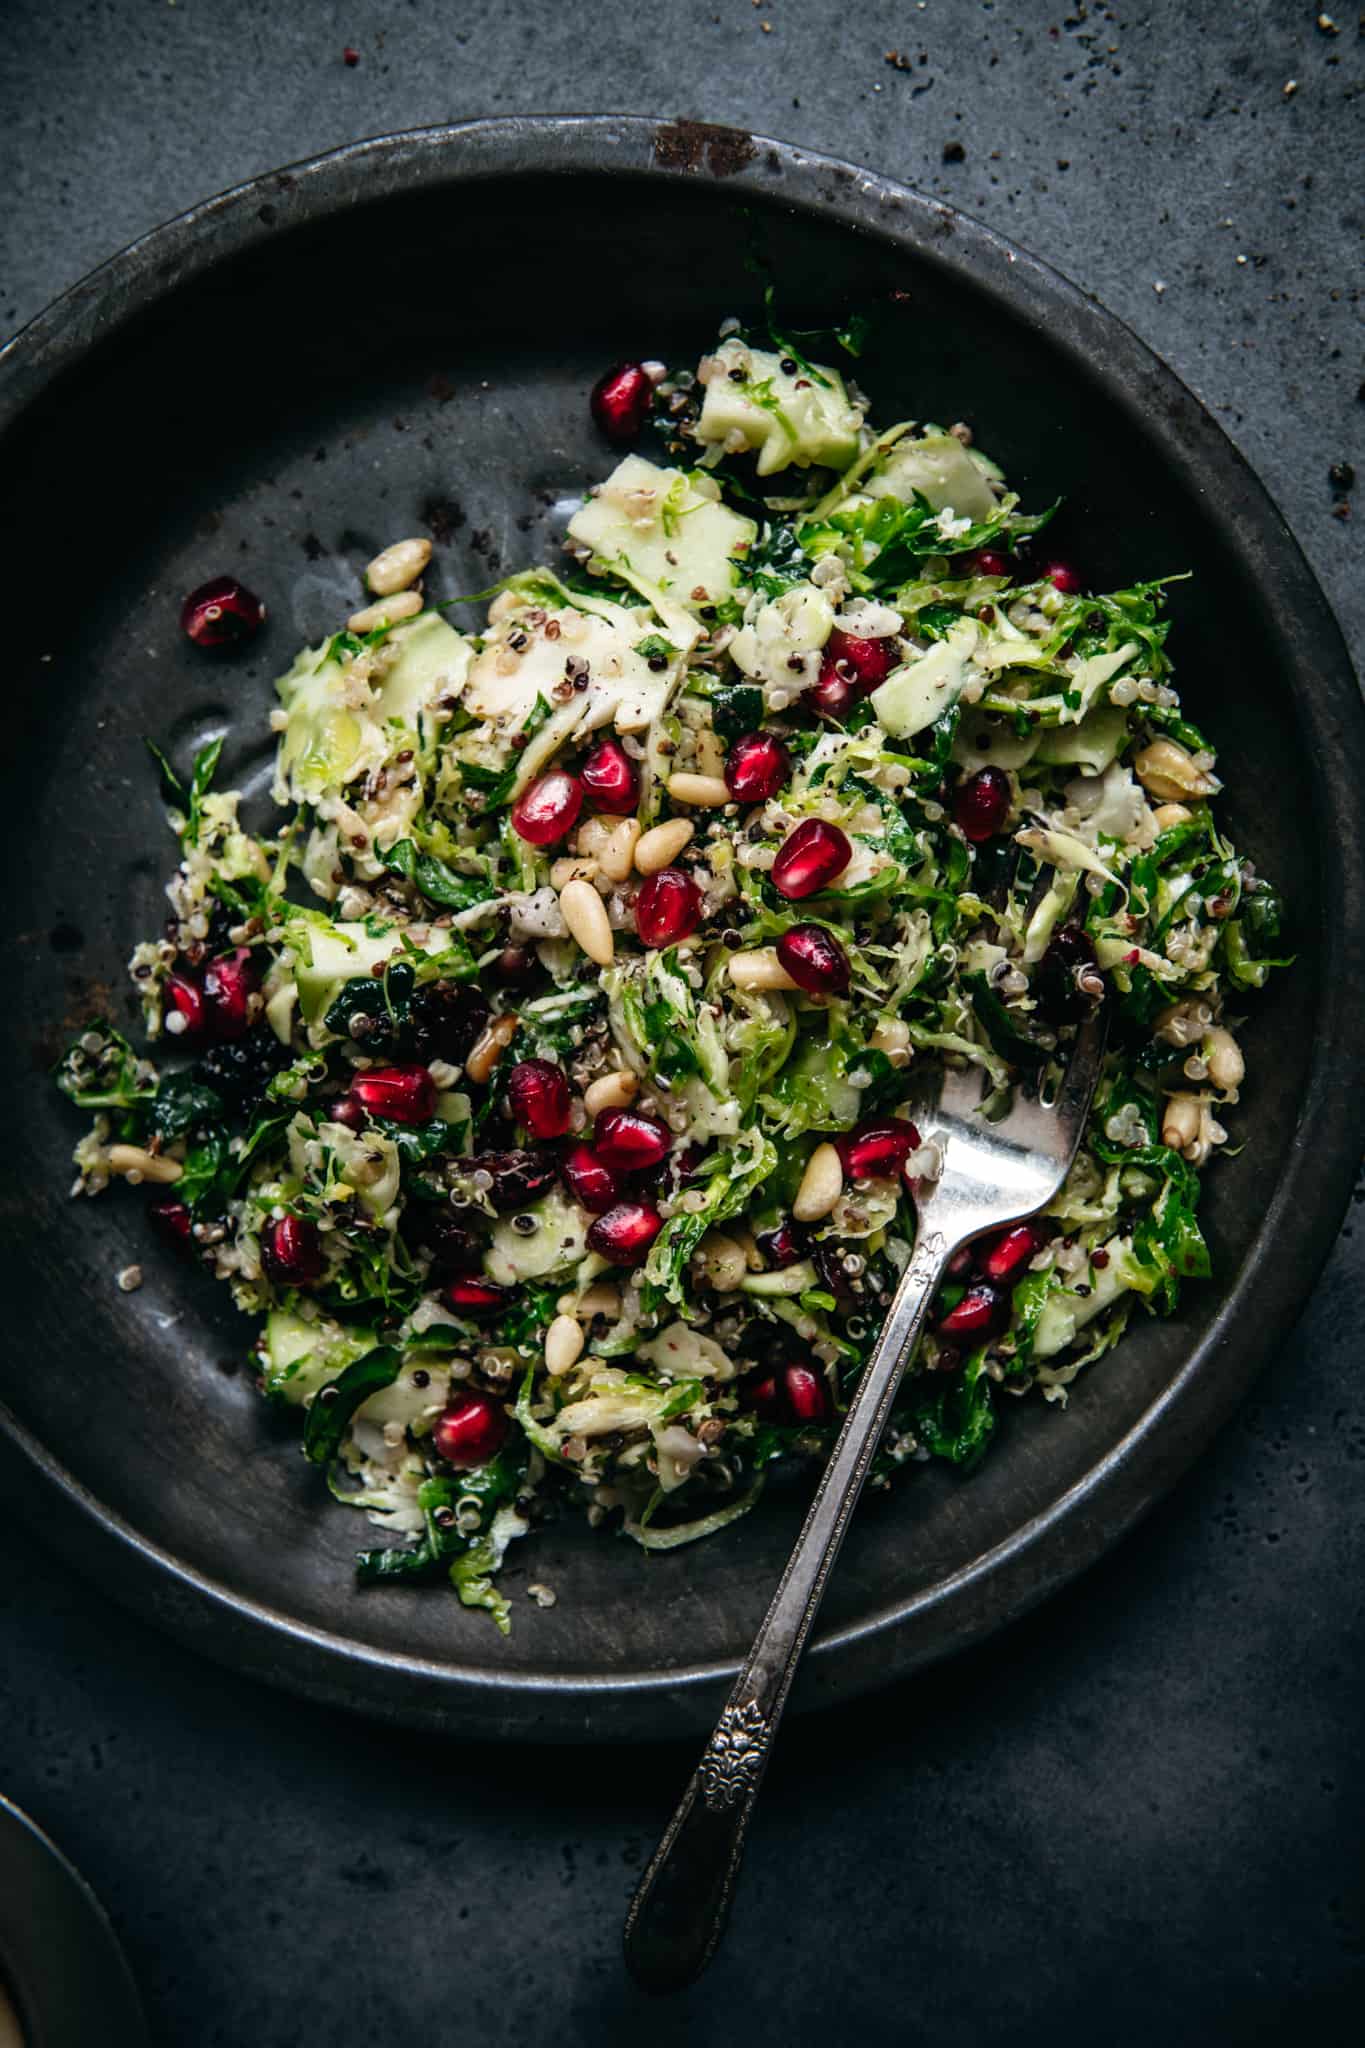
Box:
[2,117,1360,1743]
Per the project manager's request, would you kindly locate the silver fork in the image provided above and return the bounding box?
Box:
[623,1004,1109,1992]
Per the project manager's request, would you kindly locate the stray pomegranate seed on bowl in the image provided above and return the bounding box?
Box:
[180,575,266,649]
[432,1390,509,1469]
[772,819,852,899]
[506,1059,572,1140]
[590,362,654,443]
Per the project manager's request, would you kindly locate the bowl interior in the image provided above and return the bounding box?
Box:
[0,141,1332,1731]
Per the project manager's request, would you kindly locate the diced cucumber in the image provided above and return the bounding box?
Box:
[261,1310,376,1404]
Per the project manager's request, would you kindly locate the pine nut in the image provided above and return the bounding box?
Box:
[583,1070,638,1116]
[696,729,727,780]
[696,1230,748,1291]
[559,878,615,965]
[871,1018,912,1067]
[1152,802,1193,831]
[465,1012,518,1084]
[1161,1093,1202,1152]
[544,1315,586,1376]
[365,537,432,595]
[597,817,640,882]
[793,1142,844,1222]
[1134,739,1218,803]
[551,855,599,890]
[728,948,800,992]
[635,818,694,874]
[107,1144,183,1184]
[347,589,423,633]
[667,772,731,808]
[1204,1025,1244,1092]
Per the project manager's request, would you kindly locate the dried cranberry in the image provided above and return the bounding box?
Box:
[724,732,790,804]
[1035,925,1098,1022]
[506,1059,571,1140]
[953,765,1011,843]
[980,1221,1045,1286]
[756,1217,807,1268]
[432,1389,509,1468]
[775,923,850,995]
[937,1281,1008,1339]
[408,981,490,1065]
[350,1065,437,1124]
[559,1144,622,1214]
[586,1201,663,1265]
[580,736,640,816]
[166,971,206,1037]
[635,867,703,949]
[837,1118,921,1181]
[1039,559,1085,595]
[465,1149,558,1213]
[511,769,583,847]
[772,820,852,899]
[202,947,257,1039]
[410,1213,484,1280]
[147,1197,193,1247]
[180,575,266,649]
[590,362,654,443]
[495,945,539,988]
[592,1108,672,1172]
[444,1276,507,1317]
[261,1214,325,1286]
[196,1027,289,1112]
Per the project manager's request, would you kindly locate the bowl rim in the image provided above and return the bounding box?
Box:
[3,113,1362,1742]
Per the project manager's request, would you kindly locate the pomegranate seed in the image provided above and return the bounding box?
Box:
[202,946,256,1039]
[506,1058,571,1140]
[586,1200,663,1265]
[1039,559,1085,595]
[937,1281,1008,1339]
[635,867,703,948]
[756,1218,806,1268]
[953,765,1011,843]
[580,736,640,816]
[725,732,790,804]
[745,1372,783,1418]
[1036,925,1098,1022]
[810,661,855,722]
[946,1244,975,1280]
[559,1143,622,1214]
[826,626,897,691]
[966,548,1013,579]
[180,575,266,649]
[165,971,206,1036]
[261,1214,325,1286]
[444,1276,507,1316]
[495,945,538,987]
[783,1363,831,1425]
[590,362,654,443]
[465,1150,559,1213]
[775,923,850,995]
[511,768,583,847]
[772,819,852,899]
[592,1108,672,1172]
[327,1094,366,1130]
[432,1389,509,1469]
[147,1197,193,1246]
[837,1118,921,1181]
[980,1221,1045,1286]
[350,1065,437,1124]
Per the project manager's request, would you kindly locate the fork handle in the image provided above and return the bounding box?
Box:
[623,1222,954,1993]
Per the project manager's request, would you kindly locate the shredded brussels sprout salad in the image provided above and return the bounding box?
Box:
[56,317,1290,1632]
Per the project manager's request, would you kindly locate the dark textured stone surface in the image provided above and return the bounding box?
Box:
[1,4,1361,2043]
